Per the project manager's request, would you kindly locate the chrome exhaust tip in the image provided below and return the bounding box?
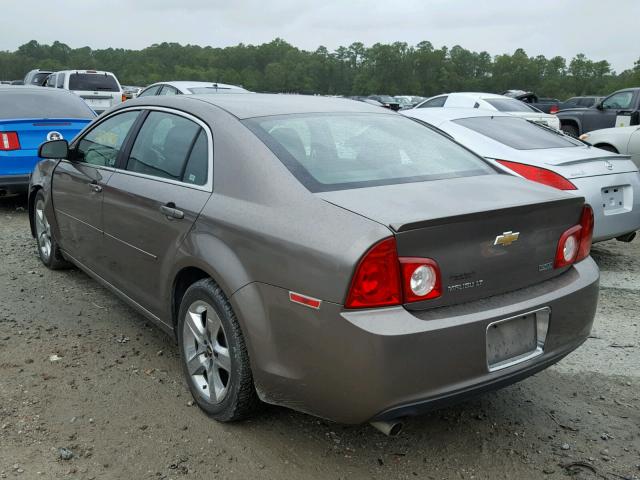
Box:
[370,420,404,437]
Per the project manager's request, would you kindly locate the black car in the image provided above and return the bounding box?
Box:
[502,90,560,114]
[367,95,401,111]
[558,96,604,111]
[557,88,640,136]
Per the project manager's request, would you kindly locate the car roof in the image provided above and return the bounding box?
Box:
[153,81,246,90]
[0,85,78,95]
[127,93,393,119]
[54,69,117,75]
[404,107,513,123]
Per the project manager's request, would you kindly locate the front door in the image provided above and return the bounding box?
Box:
[584,91,636,133]
[101,110,212,318]
[52,110,140,271]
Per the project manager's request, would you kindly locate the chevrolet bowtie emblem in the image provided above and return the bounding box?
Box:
[494,231,520,246]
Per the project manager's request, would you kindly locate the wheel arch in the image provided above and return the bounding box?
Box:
[559,117,582,133]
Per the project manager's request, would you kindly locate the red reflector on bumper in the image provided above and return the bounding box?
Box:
[289,292,322,309]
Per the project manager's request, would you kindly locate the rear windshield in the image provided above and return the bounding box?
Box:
[69,73,119,92]
[245,113,495,192]
[0,91,95,119]
[187,87,248,94]
[484,98,536,112]
[454,116,584,150]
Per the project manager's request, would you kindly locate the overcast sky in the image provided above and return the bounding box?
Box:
[1,0,637,72]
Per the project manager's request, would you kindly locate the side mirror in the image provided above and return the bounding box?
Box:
[39,139,69,159]
[596,102,604,110]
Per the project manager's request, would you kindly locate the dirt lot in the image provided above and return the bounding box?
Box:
[0,193,638,480]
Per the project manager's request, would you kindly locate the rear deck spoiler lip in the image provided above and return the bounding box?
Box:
[391,196,585,233]
[546,154,633,167]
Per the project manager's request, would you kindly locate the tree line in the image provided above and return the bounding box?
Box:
[1,39,639,99]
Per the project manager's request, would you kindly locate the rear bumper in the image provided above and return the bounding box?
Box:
[0,174,30,192]
[572,173,640,241]
[231,258,599,424]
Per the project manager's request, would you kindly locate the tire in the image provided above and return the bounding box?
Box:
[177,278,260,422]
[32,190,69,270]
[561,124,579,137]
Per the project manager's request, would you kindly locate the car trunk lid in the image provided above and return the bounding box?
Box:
[318,175,585,309]
[0,118,91,150]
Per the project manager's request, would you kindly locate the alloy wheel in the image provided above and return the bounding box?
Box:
[34,198,52,261]
[182,300,231,403]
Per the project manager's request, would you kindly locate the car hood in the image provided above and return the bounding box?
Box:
[557,107,595,116]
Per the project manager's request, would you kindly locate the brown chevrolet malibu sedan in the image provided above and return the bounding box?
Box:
[29,94,599,432]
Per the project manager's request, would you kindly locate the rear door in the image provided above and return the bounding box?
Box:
[52,110,140,272]
[101,109,212,317]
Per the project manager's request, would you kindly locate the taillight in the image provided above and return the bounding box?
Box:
[555,205,594,268]
[550,105,559,114]
[496,160,577,190]
[345,238,401,308]
[576,204,594,262]
[345,237,441,308]
[0,132,20,151]
[400,258,442,302]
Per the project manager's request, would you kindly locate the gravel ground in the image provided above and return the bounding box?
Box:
[0,193,638,480]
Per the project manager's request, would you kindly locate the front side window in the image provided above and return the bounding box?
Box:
[138,85,162,97]
[56,73,65,89]
[454,116,584,150]
[602,91,634,110]
[245,113,495,192]
[564,98,579,108]
[126,111,202,182]
[46,74,56,88]
[418,96,447,108]
[159,86,178,96]
[76,111,139,167]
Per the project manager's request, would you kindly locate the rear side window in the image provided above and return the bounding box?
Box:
[126,112,203,183]
[454,116,584,150]
[69,73,119,92]
[76,111,139,167]
[31,72,51,85]
[182,130,209,185]
[0,91,95,119]
[245,113,495,192]
[484,98,535,112]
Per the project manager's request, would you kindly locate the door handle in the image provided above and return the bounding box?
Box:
[160,203,184,220]
[89,181,102,193]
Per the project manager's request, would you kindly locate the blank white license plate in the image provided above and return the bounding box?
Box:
[487,313,538,371]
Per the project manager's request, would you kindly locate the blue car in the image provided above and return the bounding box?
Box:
[0,86,95,195]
